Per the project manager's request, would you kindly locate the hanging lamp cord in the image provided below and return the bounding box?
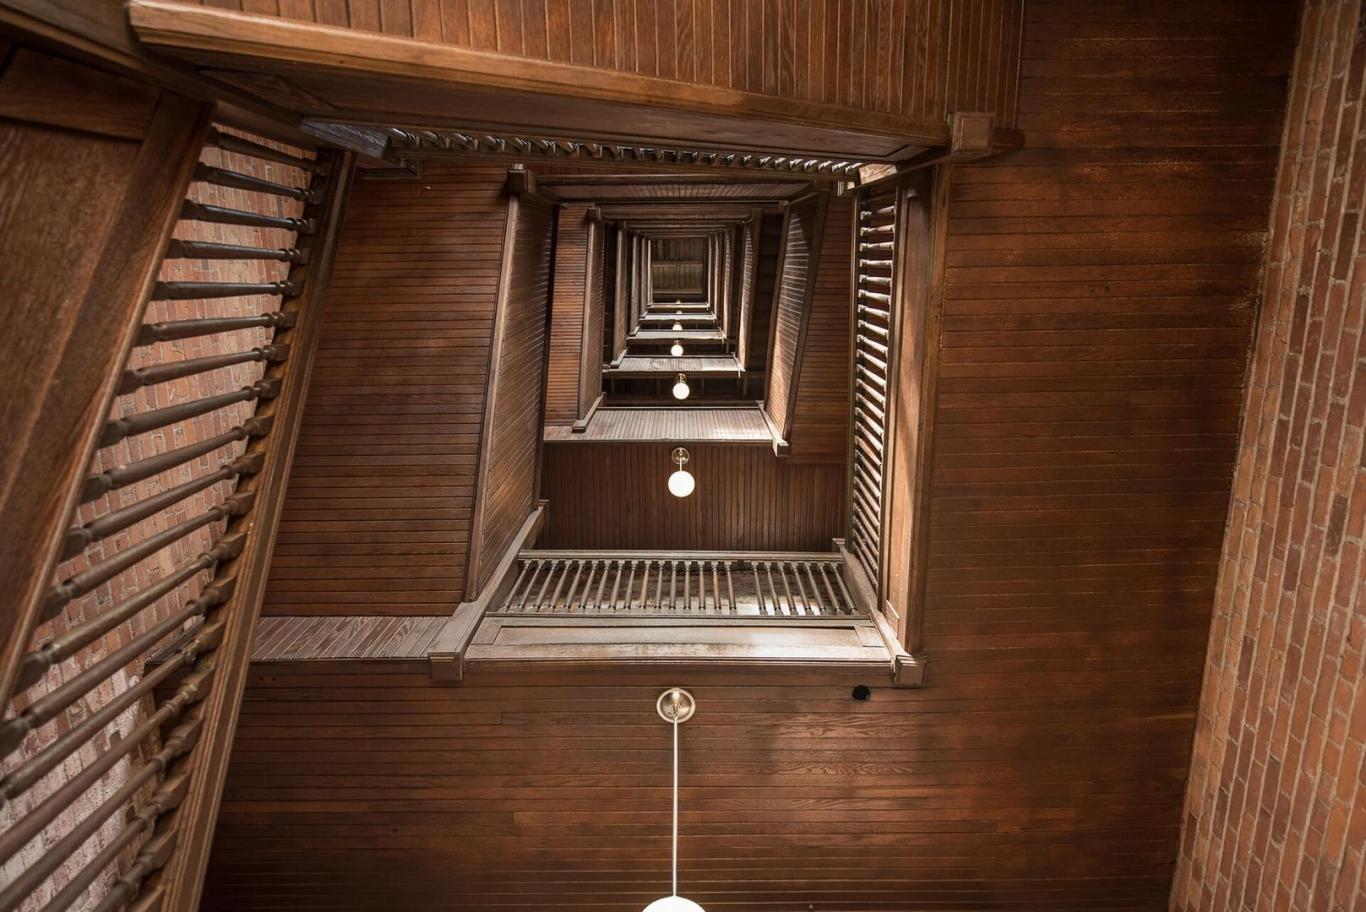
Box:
[671,713,679,896]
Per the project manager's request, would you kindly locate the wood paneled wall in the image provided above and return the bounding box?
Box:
[467,189,556,596]
[174,0,1024,124]
[545,204,591,426]
[763,193,825,440]
[913,0,1298,901]
[538,443,844,552]
[265,162,512,615]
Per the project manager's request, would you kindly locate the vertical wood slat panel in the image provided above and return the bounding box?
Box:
[186,0,1024,125]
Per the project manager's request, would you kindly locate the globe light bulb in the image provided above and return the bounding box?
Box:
[667,469,695,498]
[670,341,684,357]
[671,373,690,400]
[671,322,683,332]
[644,896,704,912]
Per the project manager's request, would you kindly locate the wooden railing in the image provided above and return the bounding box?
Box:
[494,552,860,617]
[0,127,352,911]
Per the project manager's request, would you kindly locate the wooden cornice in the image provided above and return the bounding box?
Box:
[126,0,949,161]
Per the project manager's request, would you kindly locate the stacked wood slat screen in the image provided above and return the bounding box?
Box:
[0,126,347,911]
[847,183,897,583]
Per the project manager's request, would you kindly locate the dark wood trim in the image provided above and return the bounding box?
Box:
[0,90,211,707]
[430,503,546,684]
[156,147,356,912]
[901,167,950,660]
[577,216,604,421]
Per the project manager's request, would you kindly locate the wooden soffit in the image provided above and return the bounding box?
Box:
[127,0,946,161]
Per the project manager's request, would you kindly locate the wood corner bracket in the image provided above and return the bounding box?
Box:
[894,112,1025,174]
[892,652,928,688]
[504,164,537,197]
[428,502,547,684]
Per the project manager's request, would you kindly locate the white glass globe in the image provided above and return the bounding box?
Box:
[671,322,683,332]
[667,469,695,498]
[670,341,684,357]
[644,896,705,912]
[672,380,690,400]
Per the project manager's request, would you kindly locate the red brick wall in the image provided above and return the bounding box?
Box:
[1172,2,1366,909]
[0,128,310,910]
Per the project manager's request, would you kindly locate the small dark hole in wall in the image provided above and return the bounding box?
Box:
[851,685,872,701]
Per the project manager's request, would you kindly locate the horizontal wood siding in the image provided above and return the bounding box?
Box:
[544,204,589,426]
[539,443,844,552]
[469,193,556,595]
[177,0,1024,124]
[919,0,1298,903]
[265,163,511,615]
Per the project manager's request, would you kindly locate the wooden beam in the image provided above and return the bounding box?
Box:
[126,0,948,160]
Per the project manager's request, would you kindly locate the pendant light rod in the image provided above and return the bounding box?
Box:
[655,688,696,901]
[672,716,679,896]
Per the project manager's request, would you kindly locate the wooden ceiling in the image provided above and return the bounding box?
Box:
[196,1,1299,908]
[126,0,1025,160]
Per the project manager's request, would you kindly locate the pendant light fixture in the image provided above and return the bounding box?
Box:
[667,447,695,498]
[671,321,684,332]
[643,689,704,912]
[671,373,691,400]
[670,340,684,357]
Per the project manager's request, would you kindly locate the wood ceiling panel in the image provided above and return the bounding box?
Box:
[202,661,1195,910]
[139,0,1024,126]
